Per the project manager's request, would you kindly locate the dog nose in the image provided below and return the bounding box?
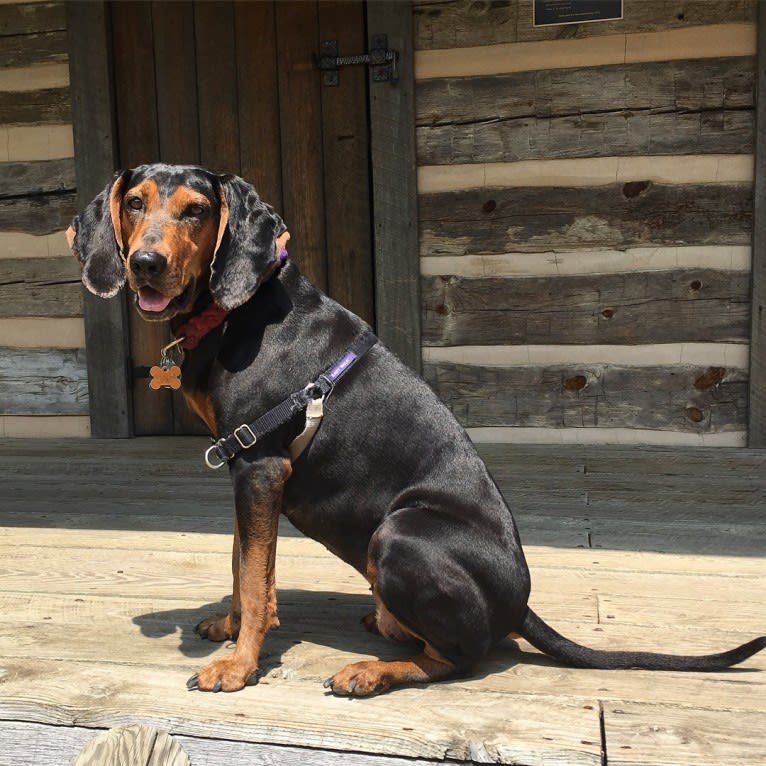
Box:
[130,250,167,277]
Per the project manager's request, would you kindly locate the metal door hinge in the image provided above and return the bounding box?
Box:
[319,34,398,86]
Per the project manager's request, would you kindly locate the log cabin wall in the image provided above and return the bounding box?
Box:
[414,0,757,446]
[0,1,84,437]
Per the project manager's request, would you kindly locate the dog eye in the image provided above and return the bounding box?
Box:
[186,204,207,217]
[126,196,143,211]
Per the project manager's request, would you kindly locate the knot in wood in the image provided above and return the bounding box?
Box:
[694,366,725,391]
[563,375,587,392]
[622,180,651,199]
[685,406,705,423]
[482,199,497,213]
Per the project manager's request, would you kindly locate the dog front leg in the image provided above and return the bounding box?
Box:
[188,456,290,692]
[195,515,242,641]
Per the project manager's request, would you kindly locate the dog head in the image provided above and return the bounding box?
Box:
[67,163,287,320]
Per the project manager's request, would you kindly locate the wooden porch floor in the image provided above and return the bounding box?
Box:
[0,438,764,765]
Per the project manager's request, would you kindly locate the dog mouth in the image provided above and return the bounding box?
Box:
[136,281,194,317]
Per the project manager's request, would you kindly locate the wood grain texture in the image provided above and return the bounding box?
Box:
[319,1,375,325]
[0,87,71,124]
[748,3,766,445]
[0,157,74,197]
[67,0,132,438]
[153,1,199,166]
[422,270,750,346]
[417,58,755,164]
[235,1,282,208]
[419,183,753,254]
[424,361,747,433]
[413,0,757,49]
[0,2,66,37]
[0,347,88,415]
[0,29,66,68]
[0,189,76,234]
[0,437,764,766]
[194,1,239,173]
[368,0,422,371]
[276,1,327,291]
[0,256,81,316]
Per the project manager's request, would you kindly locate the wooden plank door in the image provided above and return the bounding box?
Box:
[109,0,373,435]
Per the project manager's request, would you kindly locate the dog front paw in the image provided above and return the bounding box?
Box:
[187,656,261,693]
[195,612,240,642]
[323,661,392,697]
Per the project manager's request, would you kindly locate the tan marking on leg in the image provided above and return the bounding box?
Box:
[191,458,291,692]
[196,515,241,641]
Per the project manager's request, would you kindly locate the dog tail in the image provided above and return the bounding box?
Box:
[519,608,766,671]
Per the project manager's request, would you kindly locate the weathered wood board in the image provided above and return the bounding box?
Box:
[417,58,755,164]
[424,361,747,432]
[0,437,763,765]
[413,0,757,49]
[0,158,75,198]
[421,270,750,345]
[0,346,87,415]
[0,191,77,235]
[419,184,753,254]
[0,256,82,316]
[0,87,71,125]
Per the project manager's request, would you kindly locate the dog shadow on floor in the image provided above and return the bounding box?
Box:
[132,588,556,686]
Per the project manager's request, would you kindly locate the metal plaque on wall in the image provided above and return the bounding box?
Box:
[533,0,623,27]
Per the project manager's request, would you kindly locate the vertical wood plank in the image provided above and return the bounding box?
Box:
[152,0,205,434]
[111,1,159,166]
[318,1,374,325]
[235,1,283,209]
[152,0,200,166]
[367,1,421,371]
[194,0,239,174]
[66,0,132,437]
[275,0,327,291]
[750,3,766,447]
[111,0,173,435]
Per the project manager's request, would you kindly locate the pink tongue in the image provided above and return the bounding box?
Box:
[138,287,173,313]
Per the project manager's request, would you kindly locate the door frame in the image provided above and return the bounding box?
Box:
[67,0,420,439]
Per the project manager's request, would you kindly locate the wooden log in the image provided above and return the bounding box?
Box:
[417,58,755,164]
[0,158,75,198]
[421,270,750,345]
[0,87,71,125]
[413,0,757,49]
[424,361,748,433]
[0,2,66,37]
[419,183,753,254]
[0,190,77,235]
[0,30,67,68]
[0,256,81,317]
[0,347,88,415]
[417,57,754,127]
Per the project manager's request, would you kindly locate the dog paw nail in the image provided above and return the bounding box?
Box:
[212,680,222,693]
[246,670,261,686]
[348,679,357,693]
[186,674,199,690]
[322,677,334,689]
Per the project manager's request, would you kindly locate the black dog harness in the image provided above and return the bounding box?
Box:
[204,330,377,469]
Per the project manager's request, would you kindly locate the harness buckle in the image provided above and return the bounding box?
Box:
[204,443,228,470]
[233,423,257,449]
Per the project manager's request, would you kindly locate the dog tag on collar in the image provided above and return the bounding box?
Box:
[149,363,182,390]
[149,338,185,390]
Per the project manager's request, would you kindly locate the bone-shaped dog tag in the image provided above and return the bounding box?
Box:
[149,364,182,390]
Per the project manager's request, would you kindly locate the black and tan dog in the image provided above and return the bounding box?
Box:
[68,163,765,695]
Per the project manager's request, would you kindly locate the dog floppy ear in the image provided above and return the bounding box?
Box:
[67,170,130,298]
[209,174,287,311]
